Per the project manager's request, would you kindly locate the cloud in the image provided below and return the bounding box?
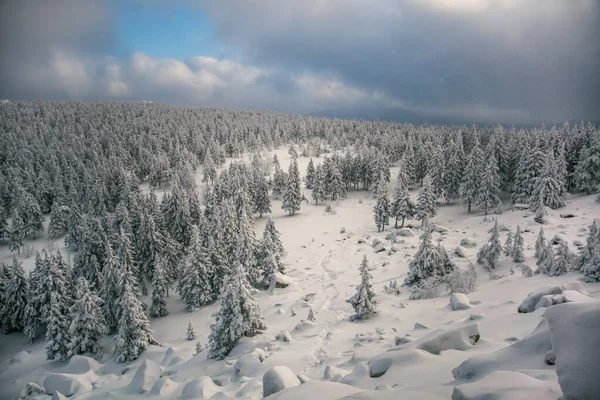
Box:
[0,0,598,124]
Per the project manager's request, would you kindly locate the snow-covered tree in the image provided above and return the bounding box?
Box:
[69,277,107,356]
[272,164,287,199]
[45,291,71,361]
[460,139,483,212]
[476,153,501,215]
[416,175,437,224]
[254,174,271,217]
[264,217,284,260]
[99,244,121,333]
[2,256,28,333]
[307,307,316,322]
[328,162,346,201]
[573,135,600,194]
[8,210,25,254]
[512,147,545,204]
[534,227,546,259]
[180,225,214,311]
[391,175,415,228]
[530,152,564,210]
[311,164,325,205]
[65,202,83,251]
[512,225,525,263]
[186,320,197,341]
[373,174,390,232]
[149,259,169,318]
[404,218,439,286]
[347,255,377,320]
[208,264,266,360]
[162,184,193,248]
[114,273,158,363]
[481,220,502,270]
[442,140,464,203]
[549,242,570,276]
[48,203,69,239]
[536,243,554,275]
[305,158,315,189]
[282,158,302,216]
[503,231,513,257]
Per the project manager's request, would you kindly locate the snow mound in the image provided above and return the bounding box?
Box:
[340,362,370,385]
[265,380,362,399]
[269,272,294,289]
[275,330,293,342]
[551,234,569,245]
[234,352,264,378]
[340,390,446,400]
[546,301,600,400]
[452,319,551,381]
[160,347,178,366]
[10,350,31,365]
[450,293,472,310]
[181,376,221,399]
[263,366,301,398]
[63,355,101,374]
[402,323,480,355]
[236,379,262,398]
[454,246,469,258]
[149,377,183,397]
[371,237,385,247]
[127,359,161,394]
[368,348,436,378]
[373,243,387,253]
[324,365,350,381]
[396,228,415,237]
[52,391,68,400]
[431,223,449,233]
[460,238,478,248]
[451,370,562,400]
[518,282,591,313]
[43,372,95,397]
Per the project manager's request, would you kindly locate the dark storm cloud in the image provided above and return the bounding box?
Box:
[200,0,600,124]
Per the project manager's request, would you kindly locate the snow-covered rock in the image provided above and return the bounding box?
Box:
[517,282,591,313]
[460,238,478,248]
[275,330,293,342]
[454,246,469,258]
[181,377,221,399]
[234,353,264,378]
[324,365,350,381]
[546,301,600,400]
[396,228,415,237]
[451,370,562,400]
[269,272,294,289]
[450,293,472,310]
[371,237,385,247]
[43,373,94,397]
[373,243,387,253]
[63,355,101,374]
[52,391,69,400]
[385,231,396,241]
[263,366,301,397]
[551,233,569,245]
[411,323,479,355]
[265,380,361,400]
[431,223,449,233]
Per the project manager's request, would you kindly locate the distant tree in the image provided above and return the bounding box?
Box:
[307,307,316,322]
[579,219,599,272]
[149,259,169,318]
[416,175,437,224]
[347,255,377,319]
[8,210,25,254]
[503,231,513,257]
[391,173,415,228]
[404,218,439,286]
[536,243,554,275]
[476,153,501,215]
[282,158,302,215]
[481,220,502,270]
[311,164,326,205]
[186,320,197,341]
[573,135,600,194]
[254,174,271,218]
[534,227,546,259]
[48,203,69,239]
[373,174,390,232]
[460,139,483,212]
[512,225,525,263]
[305,158,315,189]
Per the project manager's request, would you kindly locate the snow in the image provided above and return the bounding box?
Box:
[0,147,599,400]
[546,301,600,399]
[262,366,301,397]
[450,293,472,310]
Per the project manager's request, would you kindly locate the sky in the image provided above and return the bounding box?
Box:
[0,0,599,125]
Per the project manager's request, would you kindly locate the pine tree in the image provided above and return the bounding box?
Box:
[531,153,564,209]
[254,174,271,217]
[429,146,445,199]
[534,227,546,259]
[100,244,121,333]
[48,203,69,239]
[550,242,571,276]
[162,184,193,248]
[0,204,8,243]
[8,210,25,254]
[65,201,83,251]
[328,163,346,201]
[149,259,169,318]
[416,175,437,224]
[573,135,600,194]
[460,139,483,212]
[305,158,315,189]
[503,231,513,257]
[311,164,325,205]
[69,277,107,356]
[21,191,44,239]
[186,320,197,341]
[442,140,464,203]
[307,307,316,322]
[536,243,554,275]
[482,220,502,270]
[373,174,390,232]
[180,225,214,311]
[404,218,439,286]
[512,147,545,204]
[208,264,266,360]
[45,291,71,361]
[114,272,158,363]
[513,225,525,263]
[2,256,28,333]
[264,217,284,260]
[436,242,456,276]
[282,158,302,215]
[23,270,39,343]
[476,153,501,215]
[391,175,415,228]
[347,255,377,319]
[579,219,600,269]
[272,164,287,199]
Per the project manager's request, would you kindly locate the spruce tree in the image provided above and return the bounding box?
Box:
[236,207,260,284]
[512,147,545,204]
[536,243,554,275]
[282,158,302,216]
[513,225,525,263]
[100,244,121,333]
[114,272,158,363]
[8,210,25,254]
[373,174,390,232]
[254,174,271,217]
[550,242,570,276]
[305,158,315,189]
[391,174,415,228]
[311,164,325,205]
[581,223,600,281]
[45,291,71,361]
[476,153,501,215]
[149,259,169,318]
[48,203,69,239]
[442,140,464,203]
[346,255,377,319]
[65,201,83,251]
[328,163,346,201]
[2,256,28,333]
[307,307,316,322]
[429,146,445,199]
[483,220,502,270]
[162,184,193,248]
[416,175,437,224]
[404,218,439,286]
[272,164,287,199]
[534,227,546,259]
[180,225,214,310]
[573,135,600,194]
[263,217,284,262]
[503,232,513,257]
[460,139,483,212]
[69,277,107,356]
[531,153,564,209]
[186,320,197,341]
[208,264,266,360]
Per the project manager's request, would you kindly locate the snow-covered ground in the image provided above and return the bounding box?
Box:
[1,148,599,400]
